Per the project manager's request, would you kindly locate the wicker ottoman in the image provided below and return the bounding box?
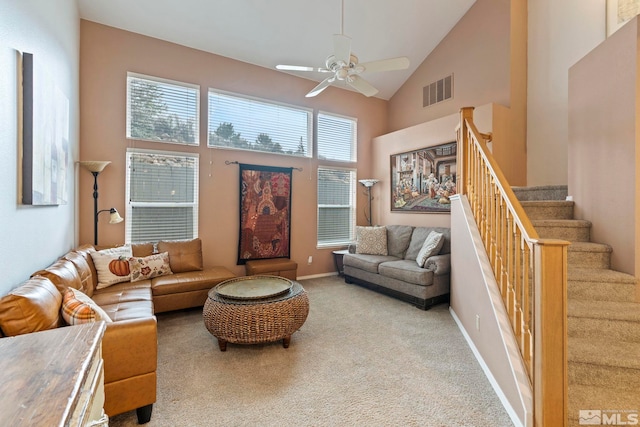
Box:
[203,276,309,351]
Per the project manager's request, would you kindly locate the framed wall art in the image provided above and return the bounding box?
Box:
[21,52,70,205]
[390,141,457,213]
[607,0,640,37]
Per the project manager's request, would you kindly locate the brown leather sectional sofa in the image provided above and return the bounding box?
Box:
[0,238,235,424]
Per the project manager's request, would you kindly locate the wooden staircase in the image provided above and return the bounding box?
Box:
[514,185,640,426]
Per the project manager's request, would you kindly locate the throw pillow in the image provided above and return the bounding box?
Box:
[129,252,173,282]
[355,226,388,256]
[90,245,133,289]
[61,288,112,325]
[416,231,445,267]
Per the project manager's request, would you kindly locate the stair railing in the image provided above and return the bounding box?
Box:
[457,107,569,427]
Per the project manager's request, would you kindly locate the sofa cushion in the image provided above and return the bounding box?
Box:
[343,253,399,274]
[61,288,112,325]
[416,231,445,267]
[91,280,153,307]
[355,226,388,256]
[33,258,83,295]
[151,268,234,296]
[62,250,95,297]
[129,252,173,283]
[405,227,451,260]
[90,246,133,289]
[385,225,414,259]
[378,260,434,286]
[157,238,203,273]
[0,276,62,336]
[132,242,155,258]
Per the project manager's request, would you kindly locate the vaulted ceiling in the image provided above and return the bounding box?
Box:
[79,0,476,100]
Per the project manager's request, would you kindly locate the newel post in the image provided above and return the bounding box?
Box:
[533,239,569,427]
[458,107,475,196]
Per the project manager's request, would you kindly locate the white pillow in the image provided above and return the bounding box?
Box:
[90,245,133,289]
[416,231,444,267]
[355,226,388,256]
[129,252,173,283]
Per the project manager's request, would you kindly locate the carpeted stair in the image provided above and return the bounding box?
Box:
[513,185,640,425]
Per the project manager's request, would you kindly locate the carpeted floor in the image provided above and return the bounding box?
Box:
[109,276,514,427]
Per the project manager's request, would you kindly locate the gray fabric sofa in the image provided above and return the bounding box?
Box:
[343,225,451,310]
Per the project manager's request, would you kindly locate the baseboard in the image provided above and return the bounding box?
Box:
[449,307,524,427]
[296,272,339,280]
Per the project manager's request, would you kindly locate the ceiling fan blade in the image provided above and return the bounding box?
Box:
[306,76,336,98]
[346,75,378,97]
[333,34,352,65]
[276,64,332,73]
[358,57,410,74]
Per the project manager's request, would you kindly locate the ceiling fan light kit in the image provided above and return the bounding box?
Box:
[276,2,409,98]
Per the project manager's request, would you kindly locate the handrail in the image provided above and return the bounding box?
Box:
[457,107,568,427]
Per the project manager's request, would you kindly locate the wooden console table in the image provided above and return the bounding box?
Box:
[0,322,107,426]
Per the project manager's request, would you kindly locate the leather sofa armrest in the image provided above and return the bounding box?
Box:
[424,253,451,275]
[102,317,157,384]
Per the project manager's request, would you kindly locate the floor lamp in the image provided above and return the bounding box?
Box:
[358,179,380,226]
[79,161,124,245]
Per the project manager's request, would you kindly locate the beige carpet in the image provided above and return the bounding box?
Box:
[109,276,513,427]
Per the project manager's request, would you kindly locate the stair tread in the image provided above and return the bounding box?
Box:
[569,337,640,369]
[568,241,612,253]
[531,219,591,227]
[569,299,640,321]
[569,385,640,418]
[568,267,637,284]
[520,200,574,207]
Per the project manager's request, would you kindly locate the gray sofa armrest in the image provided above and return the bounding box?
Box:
[424,253,451,275]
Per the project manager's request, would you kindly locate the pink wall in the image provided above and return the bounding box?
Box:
[568,18,639,276]
[388,0,511,132]
[79,20,388,277]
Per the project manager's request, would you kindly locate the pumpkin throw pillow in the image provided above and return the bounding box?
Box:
[61,287,112,325]
[90,245,133,289]
[355,226,388,256]
[416,231,445,267]
[129,252,173,283]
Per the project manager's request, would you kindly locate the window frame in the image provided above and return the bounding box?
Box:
[316,166,357,248]
[126,72,200,146]
[207,88,313,158]
[317,110,358,163]
[125,148,200,244]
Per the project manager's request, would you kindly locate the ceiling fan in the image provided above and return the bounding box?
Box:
[275,2,410,98]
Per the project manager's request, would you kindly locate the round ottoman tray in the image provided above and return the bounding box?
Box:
[214,275,292,300]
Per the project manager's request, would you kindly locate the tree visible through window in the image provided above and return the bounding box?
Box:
[208,89,312,156]
[127,73,199,145]
[125,149,199,243]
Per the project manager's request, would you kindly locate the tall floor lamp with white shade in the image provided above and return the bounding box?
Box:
[78,160,124,245]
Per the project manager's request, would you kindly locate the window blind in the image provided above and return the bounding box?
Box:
[317,112,357,162]
[126,73,199,145]
[125,149,199,243]
[317,167,356,246]
[208,89,312,157]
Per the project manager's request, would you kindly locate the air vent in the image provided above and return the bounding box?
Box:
[422,74,453,108]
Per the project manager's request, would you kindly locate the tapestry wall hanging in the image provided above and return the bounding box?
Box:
[390,141,457,213]
[237,164,292,265]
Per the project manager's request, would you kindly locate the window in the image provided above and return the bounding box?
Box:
[317,167,356,247]
[125,149,199,243]
[208,89,312,157]
[126,73,199,145]
[317,111,357,162]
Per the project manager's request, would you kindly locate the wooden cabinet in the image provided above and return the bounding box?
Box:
[0,322,107,426]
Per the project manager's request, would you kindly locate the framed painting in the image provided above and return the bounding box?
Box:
[21,52,70,205]
[390,141,457,213]
[607,0,640,37]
